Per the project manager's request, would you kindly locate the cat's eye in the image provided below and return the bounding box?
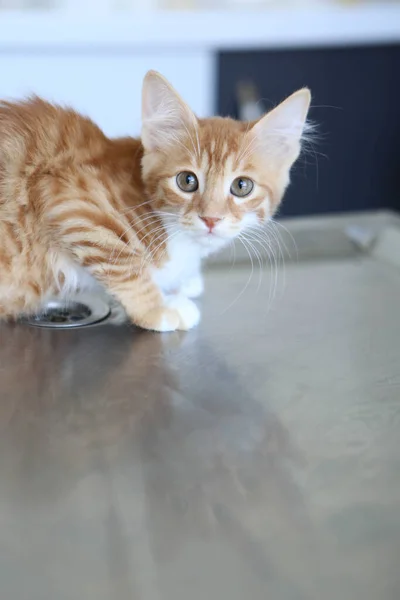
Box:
[176,171,199,193]
[230,177,254,198]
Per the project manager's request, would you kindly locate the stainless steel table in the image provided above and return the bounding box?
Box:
[1,212,400,600]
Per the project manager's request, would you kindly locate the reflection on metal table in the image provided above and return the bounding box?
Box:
[1,211,400,600]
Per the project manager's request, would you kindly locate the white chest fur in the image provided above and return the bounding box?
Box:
[151,234,206,294]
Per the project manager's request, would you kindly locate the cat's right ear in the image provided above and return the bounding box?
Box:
[141,70,198,152]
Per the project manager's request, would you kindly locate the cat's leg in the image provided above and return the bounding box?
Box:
[53,212,200,332]
[179,272,204,299]
[102,273,200,332]
[66,244,199,331]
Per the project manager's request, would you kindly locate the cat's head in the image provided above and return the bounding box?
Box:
[141,70,311,253]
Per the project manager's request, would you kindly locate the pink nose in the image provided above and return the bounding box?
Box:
[200,216,222,231]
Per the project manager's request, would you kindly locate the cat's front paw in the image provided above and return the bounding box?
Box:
[134,296,200,332]
[164,295,200,331]
[179,274,204,299]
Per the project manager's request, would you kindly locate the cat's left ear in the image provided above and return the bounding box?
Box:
[250,88,311,168]
[141,70,198,152]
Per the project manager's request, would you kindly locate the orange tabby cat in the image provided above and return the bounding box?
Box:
[0,71,310,331]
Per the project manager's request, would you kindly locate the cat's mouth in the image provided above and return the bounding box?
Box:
[189,229,232,249]
[192,229,223,239]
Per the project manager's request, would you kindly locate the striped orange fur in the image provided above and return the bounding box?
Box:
[0,71,310,331]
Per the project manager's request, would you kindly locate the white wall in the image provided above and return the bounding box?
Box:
[0,5,399,136]
[0,50,213,137]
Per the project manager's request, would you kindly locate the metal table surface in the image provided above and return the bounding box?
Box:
[1,214,400,600]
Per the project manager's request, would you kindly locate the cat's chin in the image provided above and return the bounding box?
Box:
[187,230,231,254]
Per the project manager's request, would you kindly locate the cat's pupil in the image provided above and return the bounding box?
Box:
[239,179,245,189]
[187,175,193,185]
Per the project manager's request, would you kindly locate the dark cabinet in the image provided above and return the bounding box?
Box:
[217,45,400,217]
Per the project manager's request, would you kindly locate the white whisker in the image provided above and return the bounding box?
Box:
[119,198,154,214]
[144,228,181,270]
[270,219,298,262]
[243,223,282,309]
[241,231,264,292]
[221,234,254,314]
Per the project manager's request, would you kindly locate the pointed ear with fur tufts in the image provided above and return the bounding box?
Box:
[250,88,312,170]
[141,70,198,152]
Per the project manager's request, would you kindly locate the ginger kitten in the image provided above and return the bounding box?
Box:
[0,71,310,331]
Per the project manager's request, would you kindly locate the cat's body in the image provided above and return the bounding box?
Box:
[0,71,311,331]
[0,95,203,328]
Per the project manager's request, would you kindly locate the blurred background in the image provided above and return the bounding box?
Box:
[0,0,399,216]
